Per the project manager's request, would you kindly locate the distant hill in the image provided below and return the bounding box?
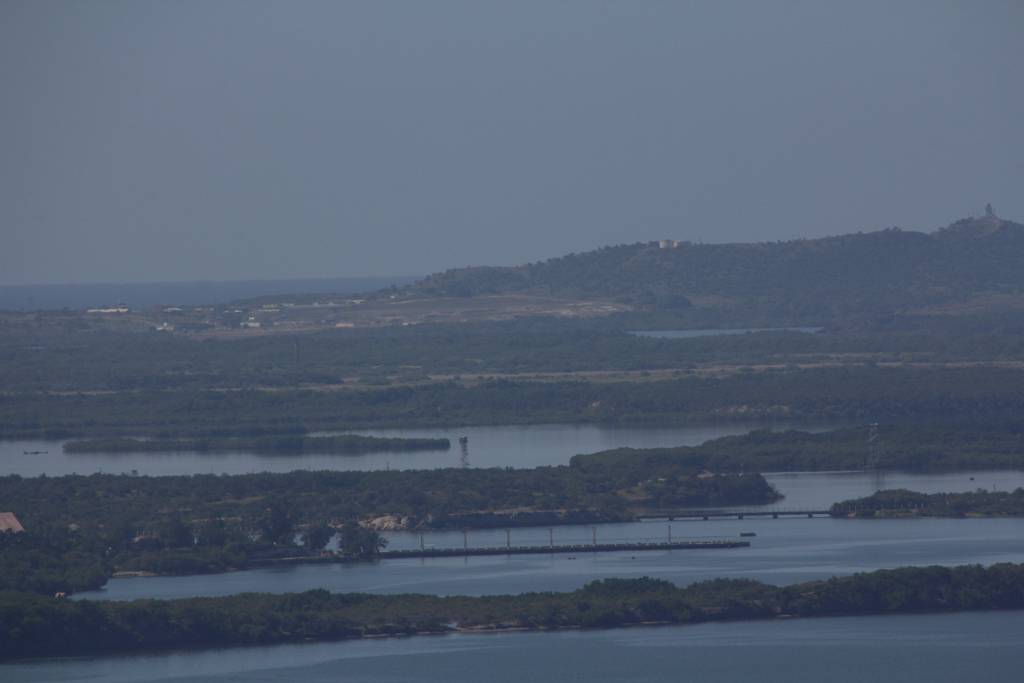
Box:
[402,211,1024,323]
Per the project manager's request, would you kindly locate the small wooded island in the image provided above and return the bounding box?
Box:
[2,564,1023,661]
[63,434,451,454]
[831,488,1024,518]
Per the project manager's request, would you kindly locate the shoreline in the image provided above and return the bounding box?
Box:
[10,564,1024,662]
[7,607,1018,667]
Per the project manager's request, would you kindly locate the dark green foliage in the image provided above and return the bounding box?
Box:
[157,516,194,548]
[115,546,246,576]
[0,529,110,595]
[777,564,1024,616]
[0,464,776,594]
[258,502,294,545]
[3,563,1024,660]
[7,366,1024,439]
[412,220,1024,319]
[302,523,334,551]
[196,518,230,547]
[0,466,776,539]
[337,521,387,558]
[9,299,1024,398]
[831,488,1024,517]
[574,424,1024,473]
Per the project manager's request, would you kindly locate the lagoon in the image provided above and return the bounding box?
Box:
[77,514,1024,602]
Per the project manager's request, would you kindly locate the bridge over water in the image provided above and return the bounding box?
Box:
[380,537,749,560]
[641,508,832,521]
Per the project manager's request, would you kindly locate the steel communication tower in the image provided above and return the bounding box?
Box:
[866,423,884,469]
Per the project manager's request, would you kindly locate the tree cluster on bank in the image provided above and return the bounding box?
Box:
[3,563,1024,660]
[0,463,777,594]
[573,424,1024,472]
[830,488,1024,517]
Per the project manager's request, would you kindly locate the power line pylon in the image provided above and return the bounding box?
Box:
[866,423,884,470]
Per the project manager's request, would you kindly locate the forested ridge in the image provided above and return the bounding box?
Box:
[410,215,1024,318]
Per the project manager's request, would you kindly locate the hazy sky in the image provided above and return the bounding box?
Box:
[3,1,1022,285]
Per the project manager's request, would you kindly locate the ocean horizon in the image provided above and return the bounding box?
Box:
[0,275,419,311]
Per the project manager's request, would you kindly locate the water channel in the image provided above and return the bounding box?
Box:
[5,611,1021,682]
[0,420,843,476]
[77,513,1024,601]
[10,421,1015,602]
[8,420,1024,679]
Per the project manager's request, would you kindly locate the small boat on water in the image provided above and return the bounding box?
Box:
[740,532,757,537]
[23,450,49,455]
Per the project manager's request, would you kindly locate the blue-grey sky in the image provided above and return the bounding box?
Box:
[2,1,1022,285]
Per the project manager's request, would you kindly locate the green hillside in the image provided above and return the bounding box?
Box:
[406,212,1024,322]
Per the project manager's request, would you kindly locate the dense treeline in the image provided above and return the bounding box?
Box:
[6,365,1024,438]
[7,311,1024,393]
[831,488,1024,517]
[1,467,777,533]
[3,564,1024,660]
[0,465,776,593]
[0,530,110,595]
[574,424,1024,472]
[63,434,450,454]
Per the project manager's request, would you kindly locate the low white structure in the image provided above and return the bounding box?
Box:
[0,511,25,533]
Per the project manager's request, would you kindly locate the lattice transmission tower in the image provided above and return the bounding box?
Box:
[866,423,885,470]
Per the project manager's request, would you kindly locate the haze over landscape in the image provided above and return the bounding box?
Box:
[6,3,1024,681]
[3,0,1023,286]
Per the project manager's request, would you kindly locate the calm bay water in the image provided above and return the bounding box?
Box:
[77,515,1024,601]
[4,611,1022,682]
[11,421,1024,680]
[762,468,1024,509]
[0,421,840,476]
[67,456,1024,601]
[12,420,1021,603]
